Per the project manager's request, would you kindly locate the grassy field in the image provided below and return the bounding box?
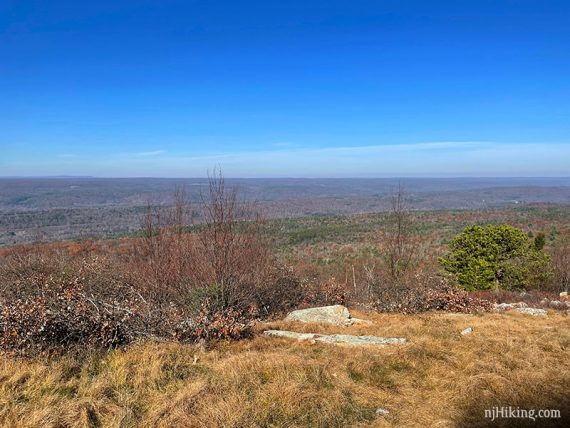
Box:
[1,310,568,427]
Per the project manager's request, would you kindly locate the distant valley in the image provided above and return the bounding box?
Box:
[1,177,569,245]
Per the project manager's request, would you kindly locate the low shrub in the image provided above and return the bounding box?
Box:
[0,277,134,356]
[253,266,305,316]
[370,269,492,314]
[299,277,347,308]
[174,303,254,342]
[405,280,493,313]
[470,288,566,310]
[0,240,302,356]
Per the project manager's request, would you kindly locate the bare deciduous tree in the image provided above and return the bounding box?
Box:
[384,183,418,282]
[197,169,269,309]
[551,243,570,292]
[130,170,292,315]
[135,185,194,304]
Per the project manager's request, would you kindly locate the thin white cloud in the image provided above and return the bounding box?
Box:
[135,150,166,157]
[6,141,569,177]
[271,142,296,147]
[175,141,492,162]
[150,141,569,177]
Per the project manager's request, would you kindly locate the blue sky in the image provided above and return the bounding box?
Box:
[1,0,569,177]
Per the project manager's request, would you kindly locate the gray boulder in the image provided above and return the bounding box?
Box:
[285,305,361,326]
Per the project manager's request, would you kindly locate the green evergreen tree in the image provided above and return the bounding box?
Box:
[440,224,552,290]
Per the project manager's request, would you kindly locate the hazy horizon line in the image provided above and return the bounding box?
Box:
[1,175,569,180]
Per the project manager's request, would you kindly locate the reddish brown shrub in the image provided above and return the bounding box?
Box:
[0,278,133,356]
[469,288,564,309]
[0,174,302,356]
[174,303,254,342]
[358,259,493,313]
[405,280,493,314]
[252,266,304,316]
[299,277,347,308]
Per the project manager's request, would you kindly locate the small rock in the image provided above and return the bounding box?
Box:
[548,300,568,310]
[516,307,547,317]
[376,408,390,416]
[512,302,528,308]
[460,327,473,336]
[560,291,568,300]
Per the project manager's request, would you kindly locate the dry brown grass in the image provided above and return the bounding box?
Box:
[1,310,568,427]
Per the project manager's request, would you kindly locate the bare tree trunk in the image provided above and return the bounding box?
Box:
[384,183,417,282]
[551,243,570,292]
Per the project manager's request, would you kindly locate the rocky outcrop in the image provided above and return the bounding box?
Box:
[284,305,370,326]
[264,330,406,346]
[492,302,547,316]
[516,307,547,317]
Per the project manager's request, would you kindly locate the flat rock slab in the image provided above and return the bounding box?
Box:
[284,305,370,326]
[493,302,528,312]
[264,330,406,346]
